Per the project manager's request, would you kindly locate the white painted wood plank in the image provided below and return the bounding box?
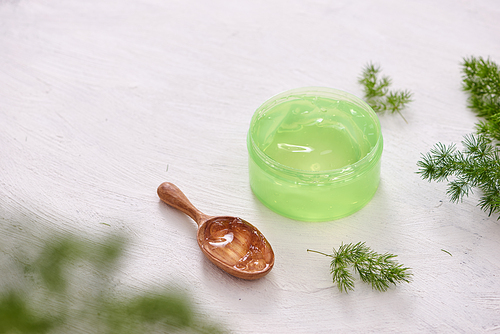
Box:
[1,0,499,332]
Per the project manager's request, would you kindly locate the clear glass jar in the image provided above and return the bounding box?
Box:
[247,87,383,221]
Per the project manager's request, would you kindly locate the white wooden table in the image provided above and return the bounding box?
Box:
[1,0,499,332]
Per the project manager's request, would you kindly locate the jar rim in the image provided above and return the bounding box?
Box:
[248,87,383,180]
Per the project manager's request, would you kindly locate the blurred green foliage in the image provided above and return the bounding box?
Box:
[0,232,225,334]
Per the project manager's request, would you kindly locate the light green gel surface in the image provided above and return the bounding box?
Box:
[248,89,382,222]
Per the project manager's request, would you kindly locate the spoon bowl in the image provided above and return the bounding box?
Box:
[157,182,274,280]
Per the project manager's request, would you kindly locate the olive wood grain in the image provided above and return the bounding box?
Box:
[157,182,274,280]
[157,182,212,226]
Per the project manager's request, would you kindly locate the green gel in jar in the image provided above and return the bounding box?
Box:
[247,87,383,222]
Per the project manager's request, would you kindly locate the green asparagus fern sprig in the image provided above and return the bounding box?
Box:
[358,62,413,123]
[417,56,500,218]
[0,231,225,334]
[308,242,412,293]
[462,56,500,141]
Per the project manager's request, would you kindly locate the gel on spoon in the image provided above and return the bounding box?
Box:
[157,182,274,280]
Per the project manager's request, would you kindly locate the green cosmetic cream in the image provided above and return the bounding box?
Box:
[247,87,383,221]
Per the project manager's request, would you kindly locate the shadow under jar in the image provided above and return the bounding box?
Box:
[247,87,383,222]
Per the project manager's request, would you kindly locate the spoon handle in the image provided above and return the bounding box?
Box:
[157,182,211,226]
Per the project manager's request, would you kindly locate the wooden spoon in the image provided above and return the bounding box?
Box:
[157,182,274,280]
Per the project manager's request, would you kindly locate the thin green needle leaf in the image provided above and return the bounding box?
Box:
[417,56,500,218]
[308,243,412,293]
[358,62,413,122]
